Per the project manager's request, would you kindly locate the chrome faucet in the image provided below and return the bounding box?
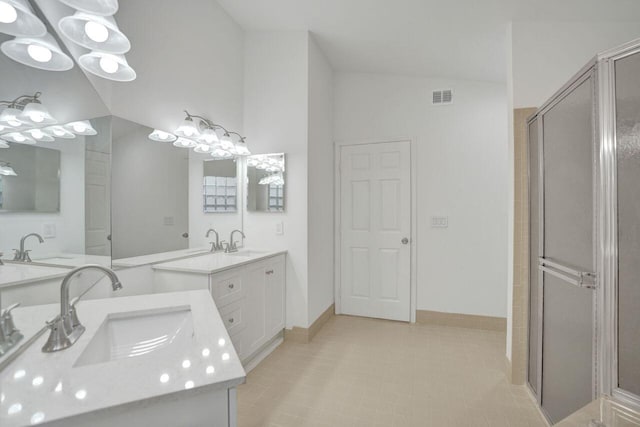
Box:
[0,303,23,355]
[13,232,44,262]
[225,230,245,253]
[206,228,223,252]
[42,265,122,353]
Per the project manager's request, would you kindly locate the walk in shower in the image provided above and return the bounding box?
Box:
[527,38,640,424]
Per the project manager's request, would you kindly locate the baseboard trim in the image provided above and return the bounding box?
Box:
[416,309,507,331]
[284,303,335,343]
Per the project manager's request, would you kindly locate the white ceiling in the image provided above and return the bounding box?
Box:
[217,0,640,82]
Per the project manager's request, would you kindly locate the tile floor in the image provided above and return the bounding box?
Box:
[237,315,547,427]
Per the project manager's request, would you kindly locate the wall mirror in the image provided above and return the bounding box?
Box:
[0,23,112,270]
[0,143,61,213]
[246,153,285,213]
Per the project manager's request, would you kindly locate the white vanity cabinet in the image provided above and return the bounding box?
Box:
[152,252,286,366]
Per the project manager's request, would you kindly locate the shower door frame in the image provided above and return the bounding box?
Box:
[526,60,600,422]
[597,38,640,412]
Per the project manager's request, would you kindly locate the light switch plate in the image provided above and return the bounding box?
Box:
[42,223,56,238]
[431,216,448,228]
[276,221,284,235]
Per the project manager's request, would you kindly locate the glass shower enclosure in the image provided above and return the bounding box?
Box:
[527,38,640,424]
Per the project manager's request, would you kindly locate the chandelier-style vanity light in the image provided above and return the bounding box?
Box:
[0,160,17,176]
[0,0,74,71]
[148,111,251,159]
[0,91,98,147]
[57,0,136,82]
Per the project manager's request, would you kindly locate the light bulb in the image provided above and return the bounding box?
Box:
[84,20,109,43]
[31,129,44,139]
[53,128,64,136]
[157,131,169,140]
[0,1,17,24]
[99,55,119,74]
[14,134,25,142]
[27,45,53,63]
[72,123,87,133]
[8,118,21,127]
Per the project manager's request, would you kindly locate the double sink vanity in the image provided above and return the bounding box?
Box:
[0,247,287,426]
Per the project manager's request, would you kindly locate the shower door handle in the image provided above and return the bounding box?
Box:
[538,257,597,289]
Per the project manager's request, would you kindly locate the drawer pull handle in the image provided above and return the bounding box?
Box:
[266,270,274,275]
[228,318,234,323]
[228,283,234,289]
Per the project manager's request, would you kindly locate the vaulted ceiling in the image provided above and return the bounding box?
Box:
[217,0,640,82]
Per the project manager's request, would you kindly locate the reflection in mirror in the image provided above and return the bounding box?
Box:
[111,116,189,260]
[0,143,60,213]
[203,159,237,213]
[246,153,285,212]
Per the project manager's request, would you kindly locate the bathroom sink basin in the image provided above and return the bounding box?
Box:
[75,306,194,367]
[226,250,267,258]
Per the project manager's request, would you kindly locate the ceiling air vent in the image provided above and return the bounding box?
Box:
[432,89,453,106]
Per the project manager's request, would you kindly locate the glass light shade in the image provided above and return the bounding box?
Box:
[19,102,56,125]
[44,125,76,139]
[0,106,24,126]
[4,131,33,144]
[234,143,250,156]
[174,118,200,138]
[59,0,118,16]
[194,143,213,154]
[197,127,219,144]
[0,139,9,148]
[173,137,197,148]
[219,133,234,150]
[211,148,232,159]
[78,51,136,82]
[58,12,130,54]
[0,164,17,176]
[0,0,46,37]
[1,33,74,71]
[25,128,54,142]
[65,120,97,135]
[148,129,176,142]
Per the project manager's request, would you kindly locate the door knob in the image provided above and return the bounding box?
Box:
[401,237,409,244]
[182,233,189,238]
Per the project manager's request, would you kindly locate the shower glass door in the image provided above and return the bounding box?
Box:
[539,71,596,424]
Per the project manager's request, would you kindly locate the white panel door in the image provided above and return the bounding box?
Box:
[85,150,111,256]
[340,141,411,321]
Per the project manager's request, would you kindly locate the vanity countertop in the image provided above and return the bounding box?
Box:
[111,247,210,268]
[0,263,71,289]
[29,253,112,269]
[152,249,287,275]
[0,290,245,427]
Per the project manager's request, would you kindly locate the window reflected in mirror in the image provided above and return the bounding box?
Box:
[246,153,285,213]
[203,159,238,213]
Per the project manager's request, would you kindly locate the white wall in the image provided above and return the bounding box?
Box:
[512,22,640,108]
[111,0,245,135]
[243,31,310,329]
[307,36,335,325]
[334,73,509,317]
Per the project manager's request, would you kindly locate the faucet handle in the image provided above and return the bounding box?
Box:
[220,241,229,253]
[1,303,20,335]
[12,249,20,261]
[22,250,32,263]
[209,241,216,252]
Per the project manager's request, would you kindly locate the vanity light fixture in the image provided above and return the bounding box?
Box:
[148,110,250,159]
[0,106,24,127]
[0,161,17,176]
[58,12,130,54]
[0,33,74,71]
[64,119,97,135]
[78,50,136,81]
[25,128,54,142]
[0,92,55,127]
[3,131,34,144]
[43,125,76,139]
[148,129,176,143]
[0,0,46,37]
[59,0,118,17]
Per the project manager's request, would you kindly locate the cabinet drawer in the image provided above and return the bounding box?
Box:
[218,299,246,336]
[210,272,243,307]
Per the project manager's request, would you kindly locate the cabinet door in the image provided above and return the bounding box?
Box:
[245,261,267,357]
[265,256,286,336]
